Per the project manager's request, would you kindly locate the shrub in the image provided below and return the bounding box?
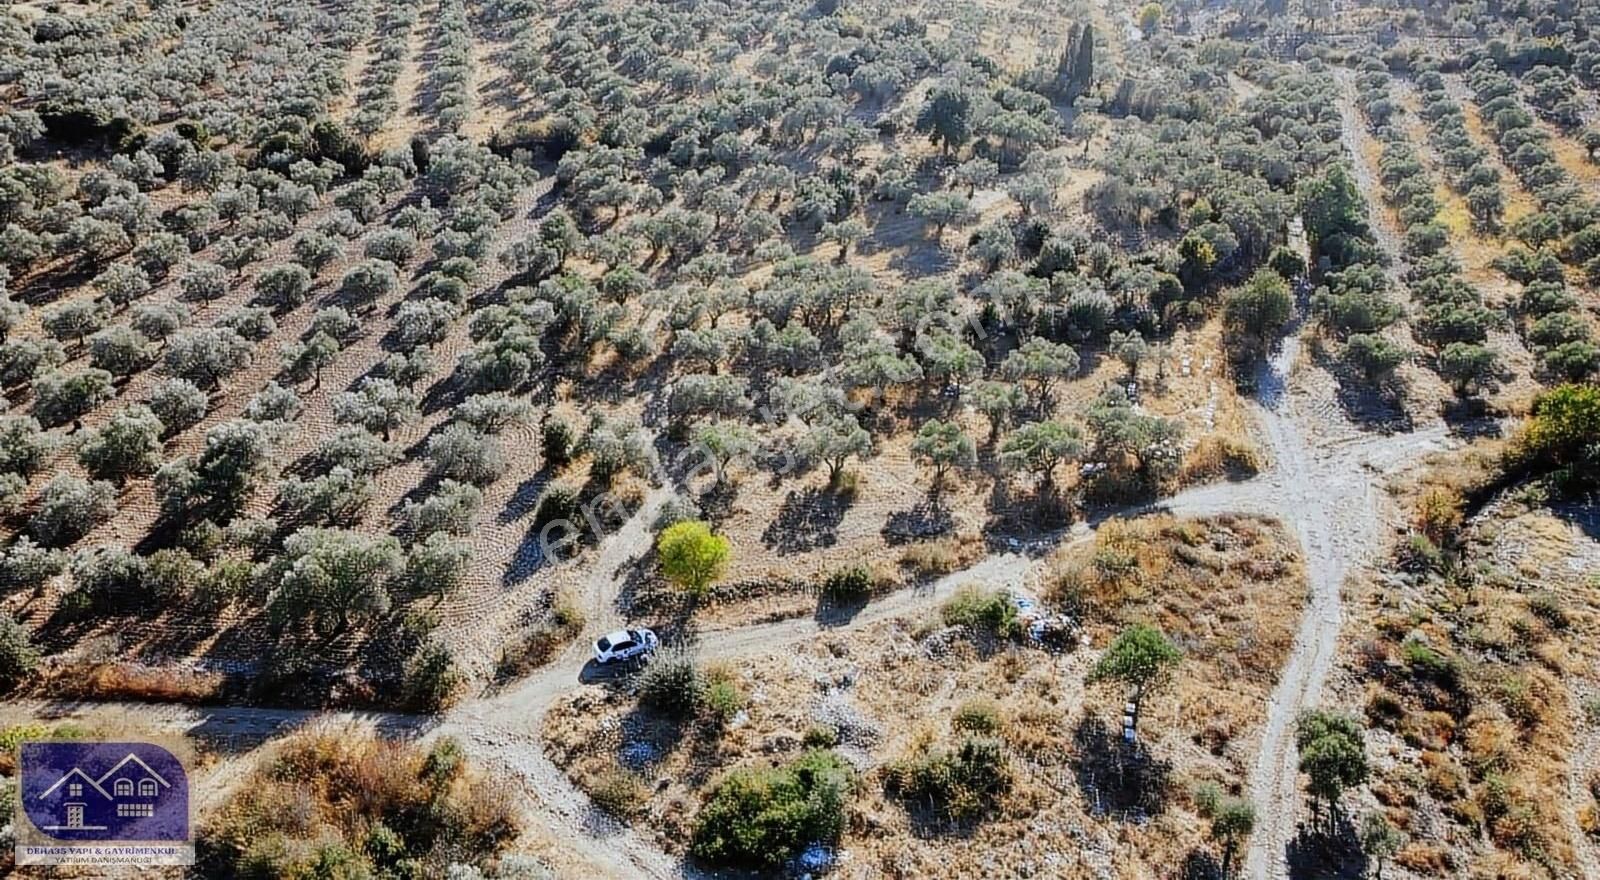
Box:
[0,612,39,688]
[953,699,1004,734]
[690,750,852,869]
[1180,434,1262,484]
[405,641,463,712]
[144,548,202,604]
[803,725,840,749]
[205,727,518,877]
[1413,486,1463,543]
[885,735,1011,822]
[1396,533,1443,573]
[940,586,1020,638]
[1509,384,1600,494]
[589,765,648,818]
[532,484,582,530]
[635,646,704,718]
[495,594,584,681]
[702,675,745,725]
[819,565,872,605]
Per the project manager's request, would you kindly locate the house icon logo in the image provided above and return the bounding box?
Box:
[18,742,189,843]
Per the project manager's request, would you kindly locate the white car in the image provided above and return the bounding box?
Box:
[593,628,659,665]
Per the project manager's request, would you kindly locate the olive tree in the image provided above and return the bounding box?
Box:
[799,413,871,484]
[332,378,418,441]
[999,420,1084,490]
[427,423,503,486]
[0,415,51,475]
[401,479,483,538]
[144,378,210,436]
[280,331,342,388]
[1088,623,1182,734]
[457,393,532,434]
[129,300,192,344]
[254,263,314,311]
[87,324,152,377]
[164,327,252,389]
[41,299,109,350]
[156,419,278,520]
[1001,339,1080,410]
[266,527,403,638]
[911,419,976,487]
[77,405,164,482]
[1296,710,1369,833]
[32,367,115,428]
[31,474,117,547]
[338,259,400,312]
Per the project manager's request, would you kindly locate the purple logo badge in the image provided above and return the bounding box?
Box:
[19,742,189,843]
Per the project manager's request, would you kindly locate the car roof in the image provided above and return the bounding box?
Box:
[602,630,631,645]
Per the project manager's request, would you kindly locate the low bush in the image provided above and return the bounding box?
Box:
[952,699,1004,734]
[689,750,852,869]
[702,665,745,725]
[405,641,463,712]
[635,647,704,719]
[819,565,872,605]
[496,593,584,681]
[1179,434,1262,484]
[940,586,1021,639]
[589,764,648,818]
[885,734,1011,822]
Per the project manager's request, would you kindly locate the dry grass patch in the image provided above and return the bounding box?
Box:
[1179,432,1263,486]
[1046,514,1306,738]
[202,722,520,877]
[36,660,227,703]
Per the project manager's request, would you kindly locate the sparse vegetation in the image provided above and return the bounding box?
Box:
[203,727,518,877]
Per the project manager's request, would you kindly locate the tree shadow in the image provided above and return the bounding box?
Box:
[1309,345,1414,433]
[1070,715,1172,820]
[882,496,955,544]
[696,479,739,524]
[1550,500,1600,542]
[813,590,867,628]
[1285,811,1367,880]
[498,468,553,525]
[502,517,561,587]
[1440,395,1503,439]
[760,487,846,554]
[1179,849,1224,880]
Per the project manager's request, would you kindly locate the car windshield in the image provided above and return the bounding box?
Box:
[596,637,611,651]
